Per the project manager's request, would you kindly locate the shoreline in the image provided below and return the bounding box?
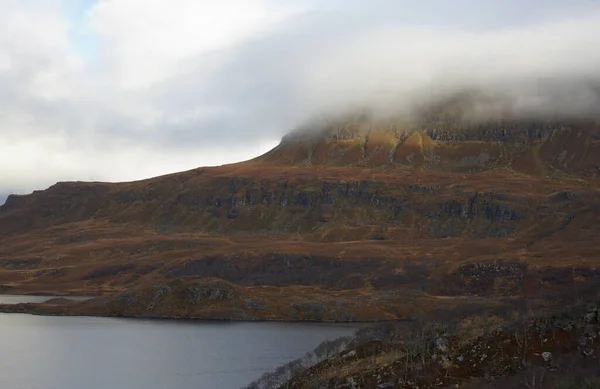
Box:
[0,301,410,324]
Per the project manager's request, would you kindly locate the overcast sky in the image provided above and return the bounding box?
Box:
[1,0,600,203]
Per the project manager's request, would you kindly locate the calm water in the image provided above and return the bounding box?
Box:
[0,294,92,304]
[0,314,359,389]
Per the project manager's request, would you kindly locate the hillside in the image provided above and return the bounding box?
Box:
[248,287,600,389]
[1,114,600,324]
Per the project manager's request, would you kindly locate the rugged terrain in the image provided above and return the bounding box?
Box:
[247,287,600,389]
[1,112,600,323]
[3,111,600,387]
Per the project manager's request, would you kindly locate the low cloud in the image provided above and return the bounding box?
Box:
[1,0,599,196]
[145,1,600,138]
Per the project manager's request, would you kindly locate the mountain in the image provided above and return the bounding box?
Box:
[1,112,600,322]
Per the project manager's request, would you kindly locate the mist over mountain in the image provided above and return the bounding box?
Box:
[2,1,600,196]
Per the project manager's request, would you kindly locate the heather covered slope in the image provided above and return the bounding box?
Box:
[0,117,600,320]
[266,288,600,389]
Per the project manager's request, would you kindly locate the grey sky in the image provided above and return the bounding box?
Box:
[1,0,599,197]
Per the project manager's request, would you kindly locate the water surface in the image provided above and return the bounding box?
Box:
[0,294,92,304]
[0,314,358,389]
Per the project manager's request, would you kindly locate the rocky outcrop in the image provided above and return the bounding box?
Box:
[289,302,329,321]
[440,262,527,296]
[280,301,600,389]
[2,258,42,269]
[84,264,136,280]
[168,254,388,289]
[184,279,238,304]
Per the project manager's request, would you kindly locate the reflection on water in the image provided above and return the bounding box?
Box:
[0,314,359,389]
[0,295,92,304]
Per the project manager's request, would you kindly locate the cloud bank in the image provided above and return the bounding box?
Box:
[1,0,600,195]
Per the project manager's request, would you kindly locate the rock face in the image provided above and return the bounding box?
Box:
[0,170,588,242]
[258,117,600,176]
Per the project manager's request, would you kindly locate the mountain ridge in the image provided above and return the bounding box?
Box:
[0,115,599,324]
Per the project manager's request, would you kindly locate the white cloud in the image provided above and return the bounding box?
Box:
[86,0,304,89]
[1,0,600,197]
[0,0,295,196]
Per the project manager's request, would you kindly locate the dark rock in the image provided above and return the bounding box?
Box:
[442,261,527,296]
[332,310,355,321]
[136,265,159,276]
[169,254,385,289]
[243,299,266,311]
[84,264,135,280]
[409,184,439,193]
[292,302,328,320]
[184,279,238,305]
[35,268,67,278]
[3,258,42,270]
[147,285,171,312]
[114,290,137,305]
[560,191,578,200]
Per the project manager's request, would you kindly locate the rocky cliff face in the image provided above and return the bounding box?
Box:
[0,166,594,242]
[259,117,600,177]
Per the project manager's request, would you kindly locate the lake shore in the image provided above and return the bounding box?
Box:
[0,298,408,324]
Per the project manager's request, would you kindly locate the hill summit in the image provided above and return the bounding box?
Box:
[256,113,600,179]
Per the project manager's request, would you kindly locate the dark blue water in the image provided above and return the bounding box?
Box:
[0,314,358,389]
